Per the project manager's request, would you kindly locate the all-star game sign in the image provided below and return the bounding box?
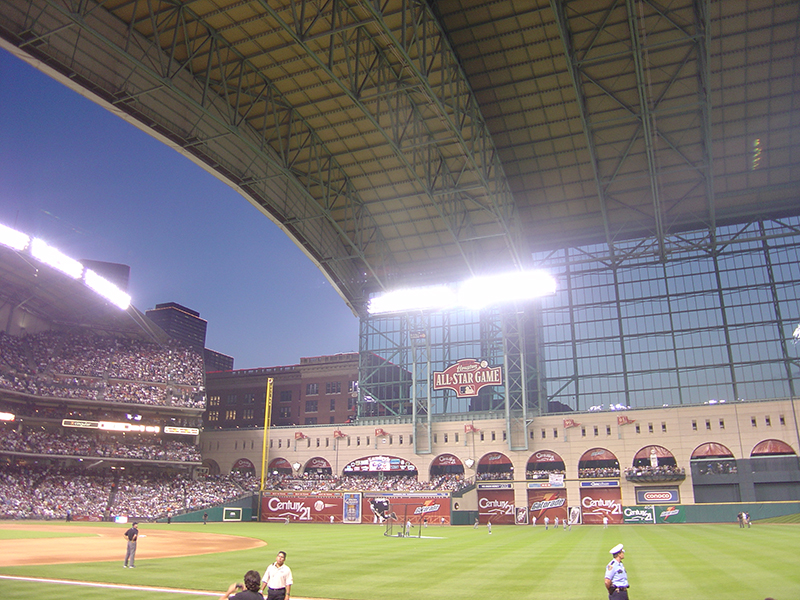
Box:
[433,358,503,397]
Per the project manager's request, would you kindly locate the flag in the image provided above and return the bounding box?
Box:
[563,418,580,429]
[375,428,388,437]
[465,423,479,433]
[617,415,636,426]
[294,431,308,440]
[333,430,347,439]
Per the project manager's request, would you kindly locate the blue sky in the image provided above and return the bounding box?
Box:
[0,49,359,369]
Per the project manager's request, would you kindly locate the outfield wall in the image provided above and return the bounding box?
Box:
[161,495,255,523]
[255,490,800,525]
[260,491,451,524]
[683,501,800,523]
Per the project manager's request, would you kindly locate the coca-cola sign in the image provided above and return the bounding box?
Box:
[433,359,503,397]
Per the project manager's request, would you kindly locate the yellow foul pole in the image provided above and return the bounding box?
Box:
[260,377,274,492]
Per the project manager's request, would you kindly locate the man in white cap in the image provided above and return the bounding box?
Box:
[604,544,629,599]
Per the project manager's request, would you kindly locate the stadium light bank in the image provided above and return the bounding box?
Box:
[0,222,131,310]
[367,270,557,315]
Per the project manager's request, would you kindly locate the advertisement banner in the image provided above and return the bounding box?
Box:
[364,493,450,525]
[433,358,503,397]
[655,505,686,523]
[580,487,623,524]
[527,488,568,524]
[527,481,564,489]
[635,487,680,504]
[477,482,513,490]
[477,487,516,524]
[579,480,620,488]
[261,492,344,523]
[343,492,362,523]
[622,505,656,524]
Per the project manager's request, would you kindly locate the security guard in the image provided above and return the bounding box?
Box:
[604,543,629,599]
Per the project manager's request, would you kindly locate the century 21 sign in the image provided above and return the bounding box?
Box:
[432,358,503,397]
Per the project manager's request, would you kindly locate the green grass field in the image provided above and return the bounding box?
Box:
[1,520,798,600]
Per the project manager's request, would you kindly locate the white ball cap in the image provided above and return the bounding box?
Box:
[610,543,624,555]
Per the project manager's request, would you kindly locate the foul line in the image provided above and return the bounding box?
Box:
[0,575,217,596]
[0,575,315,599]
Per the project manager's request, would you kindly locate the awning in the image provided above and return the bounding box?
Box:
[305,456,332,469]
[579,448,618,462]
[691,442,734,459]
[751,439,796,456]
[634,446,674,461]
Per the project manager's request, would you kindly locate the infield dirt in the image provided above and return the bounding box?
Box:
[0,523,266,566]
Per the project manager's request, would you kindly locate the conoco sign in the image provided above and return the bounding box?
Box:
[433,359,503,398]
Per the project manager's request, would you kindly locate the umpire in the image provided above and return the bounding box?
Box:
[604,543,629,599]
[123,522,138,568]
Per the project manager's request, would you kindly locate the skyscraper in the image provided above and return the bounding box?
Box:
[145,302,207,351]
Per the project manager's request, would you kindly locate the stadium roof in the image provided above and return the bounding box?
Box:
[1,0,798,315]
[0,243,159,337]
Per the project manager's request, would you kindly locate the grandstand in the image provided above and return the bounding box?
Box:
[2,0,800,529]
[0,228,248,522]
[3,220,800,528]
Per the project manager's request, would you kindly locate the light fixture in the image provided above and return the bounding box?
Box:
[84,269,131,309]
[368,269,556,315]
[31,238,83,279]
[0,223,29,251]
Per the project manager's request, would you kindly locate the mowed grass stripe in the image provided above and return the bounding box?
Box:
[0,521,797,600]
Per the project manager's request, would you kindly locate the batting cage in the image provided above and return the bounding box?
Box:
[381,503,424,538]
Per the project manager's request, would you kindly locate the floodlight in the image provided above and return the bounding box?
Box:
[368,285,456,314]
[85,269,131,309]
[31,238,83,279]
[367,269,556,314]
[0,223,30,251]
[459,270,556,309]
[0,412,15,421]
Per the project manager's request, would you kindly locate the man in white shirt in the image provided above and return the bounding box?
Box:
[261,551,293,600]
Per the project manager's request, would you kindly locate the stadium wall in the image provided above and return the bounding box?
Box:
[683,501,800,523]
[200,398,800,517]
[163,495,255,523]
[0,303,52,336]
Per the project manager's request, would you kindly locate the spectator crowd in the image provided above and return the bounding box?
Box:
[624,465,685,479]
[0,427,201,462]
[0,464,249,521]
[0,330,204,409]
[578,466,621,478]
[261,472,470,493]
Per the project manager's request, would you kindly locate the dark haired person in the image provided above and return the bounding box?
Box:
[219,570,262,600]
[261,551,293,600]
[123,522,138,568]
[604,544,629,599]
